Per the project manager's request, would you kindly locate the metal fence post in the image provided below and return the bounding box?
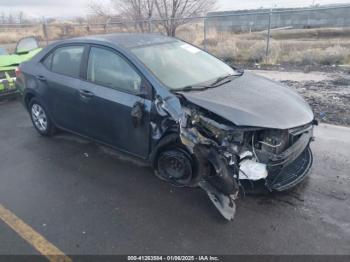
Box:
[105,18,110,33]
[204,17,207,51]
[42,17,48,46]
[148,18,152,33]
[265,8,272,64]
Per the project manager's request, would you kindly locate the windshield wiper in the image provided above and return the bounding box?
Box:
[210,70,245,87]
[179,85,209,92]
[176,70,245,92]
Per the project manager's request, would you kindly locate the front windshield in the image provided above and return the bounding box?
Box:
[131,40,235,90]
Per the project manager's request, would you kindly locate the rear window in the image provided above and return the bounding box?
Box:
[51,46,84,78]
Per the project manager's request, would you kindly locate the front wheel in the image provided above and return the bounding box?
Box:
[29,99,56,136]
[155,146,194,187]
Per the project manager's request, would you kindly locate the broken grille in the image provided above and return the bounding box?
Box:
[266,147,313,191]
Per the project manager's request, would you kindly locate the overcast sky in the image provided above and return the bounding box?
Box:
[0,0,349,19]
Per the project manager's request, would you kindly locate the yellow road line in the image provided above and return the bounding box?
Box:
[0,203,72,262]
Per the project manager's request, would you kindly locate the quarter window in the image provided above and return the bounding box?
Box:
[42,53,53,69]
[87,47,141,93]
[51,46,84,78]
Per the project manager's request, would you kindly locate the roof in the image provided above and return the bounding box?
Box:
[73,33,175,49]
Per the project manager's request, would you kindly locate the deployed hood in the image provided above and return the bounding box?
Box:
[180,72,314,129]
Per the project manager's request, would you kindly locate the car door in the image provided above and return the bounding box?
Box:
[80,46,152,158]
[40,45,87,133]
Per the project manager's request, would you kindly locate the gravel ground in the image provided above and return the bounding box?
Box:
[251,69,350,127]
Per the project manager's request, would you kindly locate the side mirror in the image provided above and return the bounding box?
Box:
[16,37,39,54]
[136,80,152,99]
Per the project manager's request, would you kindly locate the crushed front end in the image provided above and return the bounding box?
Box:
[153,95,315,221]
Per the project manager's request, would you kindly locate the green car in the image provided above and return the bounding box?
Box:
[0,37,42,97]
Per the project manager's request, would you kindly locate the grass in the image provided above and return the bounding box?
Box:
[179,27,350,66]
[1,22,350,66]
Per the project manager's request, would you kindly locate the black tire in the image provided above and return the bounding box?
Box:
[152,134,211,187]
[29,98,56,136]
[155,145,194,187]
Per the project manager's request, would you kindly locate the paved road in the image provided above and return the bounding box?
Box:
[0,100,349,256]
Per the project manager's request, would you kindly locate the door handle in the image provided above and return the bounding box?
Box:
[79,89,95,98]
[36,75,46,81]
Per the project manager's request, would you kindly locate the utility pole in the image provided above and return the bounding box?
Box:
[42,16,48,46]
[204,17,207,51]
[265,8,272,64]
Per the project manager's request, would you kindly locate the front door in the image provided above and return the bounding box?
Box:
[80,46,152,158]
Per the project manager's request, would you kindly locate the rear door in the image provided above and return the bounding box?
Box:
[40,45,87,133]
[80,46,152,158]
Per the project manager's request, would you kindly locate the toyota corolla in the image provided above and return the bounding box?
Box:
[16,33,316,220]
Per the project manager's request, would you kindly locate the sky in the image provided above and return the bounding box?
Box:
[0,0,350,19]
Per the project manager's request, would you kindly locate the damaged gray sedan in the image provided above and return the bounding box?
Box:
[17,33,316,220]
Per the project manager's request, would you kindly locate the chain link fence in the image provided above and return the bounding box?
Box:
[1,4,350,66]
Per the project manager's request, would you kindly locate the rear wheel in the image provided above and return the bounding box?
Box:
[29,99,55,136]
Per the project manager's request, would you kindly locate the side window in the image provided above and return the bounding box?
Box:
[87,47,141,93]
[51,46,84,78]
[42,53,53,69]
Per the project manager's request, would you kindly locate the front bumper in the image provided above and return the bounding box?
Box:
[240,125,314,193]
[266,146,313,191]
[265,127,314,191]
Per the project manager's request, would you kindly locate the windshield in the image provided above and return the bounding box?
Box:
[131,40,236,90]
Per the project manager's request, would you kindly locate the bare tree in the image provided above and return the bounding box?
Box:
[110,0,155,32]
[88,0,216,36]
[75,17,86,25]
[88,0,114,21]
[154,0,215,36]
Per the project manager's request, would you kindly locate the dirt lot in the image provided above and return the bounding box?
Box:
[251,67,350,127]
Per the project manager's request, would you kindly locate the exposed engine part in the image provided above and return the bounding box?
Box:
[254,129,290,155]
[258,140,282,148]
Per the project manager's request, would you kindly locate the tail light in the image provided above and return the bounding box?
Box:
[15,67,21,77]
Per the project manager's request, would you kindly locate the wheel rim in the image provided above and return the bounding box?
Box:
[31,104,48,132]
[157,148,193,186]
